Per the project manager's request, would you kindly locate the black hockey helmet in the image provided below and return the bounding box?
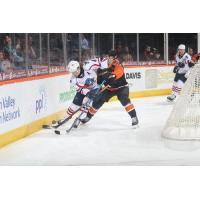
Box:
[108,50,118,58]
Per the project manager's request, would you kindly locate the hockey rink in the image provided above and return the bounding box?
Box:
[1,95,200,166]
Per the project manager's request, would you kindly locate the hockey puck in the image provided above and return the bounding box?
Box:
[55,130,61,135]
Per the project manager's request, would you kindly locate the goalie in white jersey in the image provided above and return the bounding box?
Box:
[65,58,101,120]
[167,44,194,102]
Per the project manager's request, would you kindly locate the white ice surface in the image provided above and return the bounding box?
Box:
[1,96,200,166]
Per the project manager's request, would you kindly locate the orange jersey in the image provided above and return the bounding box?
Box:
[192,53,200,62]
[108,59,124,80]
[107,59,128,89]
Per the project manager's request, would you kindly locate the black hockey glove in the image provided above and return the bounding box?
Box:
[173,66,179,73]
[103,73,116,85]
[108,65,115,72]
[177,62,185,68]
[188,61,194,68]
[97,68,107,73]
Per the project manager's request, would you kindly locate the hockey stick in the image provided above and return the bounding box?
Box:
[55,82,109,134]
[42,118,69,130]
[43,80,107,132]
[63,99,92,134]
[42,108,80,129]
[43,84,104,129]
[64,84,110,134]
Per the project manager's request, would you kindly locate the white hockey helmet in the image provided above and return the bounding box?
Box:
[178,44,186,50]
[67,61,80,73]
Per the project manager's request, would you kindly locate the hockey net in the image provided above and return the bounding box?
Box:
[162,64,200,140]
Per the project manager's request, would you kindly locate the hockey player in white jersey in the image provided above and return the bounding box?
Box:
[43,57,107,130]
[167,44,194,102]
[64,59,101,121]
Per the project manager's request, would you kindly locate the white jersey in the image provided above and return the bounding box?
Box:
[175,53,191,74]
[83,57,101,71]
[70,58,101,95]
[100,57,109,69]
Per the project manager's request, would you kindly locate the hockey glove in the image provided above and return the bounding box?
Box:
[173,66,180,73]
[188,61,194,68]
[85,78,95,87]
[107,74,116,84]
[102,72,116,84]
[108,64,115,72]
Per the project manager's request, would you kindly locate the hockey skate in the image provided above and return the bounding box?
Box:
[132,116,139,128]
[167,94,176,102]
[81,113,93,124]
[73,118,81,128]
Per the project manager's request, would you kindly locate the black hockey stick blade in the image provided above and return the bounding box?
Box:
[44,116,72,130]
[42,124,52,129]
[53,117,71,128]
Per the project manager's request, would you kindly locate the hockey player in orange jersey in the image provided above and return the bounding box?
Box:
[81,50,139,128]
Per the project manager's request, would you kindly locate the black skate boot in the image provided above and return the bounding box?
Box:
[167,94,176,102]
[81,112,93,124]
[132,116,139,128]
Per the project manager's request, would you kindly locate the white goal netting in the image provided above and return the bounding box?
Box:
[162,64,200,140]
